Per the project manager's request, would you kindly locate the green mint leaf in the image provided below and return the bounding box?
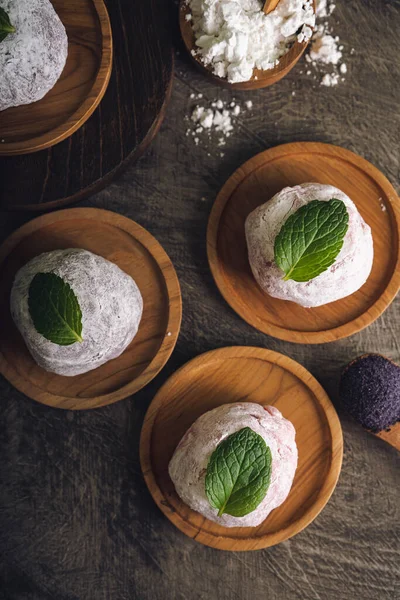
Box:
[28,273,83,346]
[205,427,272,518]
[0,7,16,43]
[274,198,349,283]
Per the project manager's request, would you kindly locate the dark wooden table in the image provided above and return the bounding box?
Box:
[0,1,399,598]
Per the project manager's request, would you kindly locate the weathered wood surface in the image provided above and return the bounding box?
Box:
[0,0,399,598]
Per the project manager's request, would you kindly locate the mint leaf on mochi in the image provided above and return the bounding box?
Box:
[0,8,16,43]
[28,272,83,346]
[274,199,349,283]
[205,427,272,518]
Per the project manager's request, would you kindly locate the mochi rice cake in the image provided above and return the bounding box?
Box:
[0,0,68,111]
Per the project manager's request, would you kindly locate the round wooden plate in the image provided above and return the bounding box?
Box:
[140,346,343,551]
[0,0,173,210]
[0,0,113,156]
[207,142,400,344]
[0,208,182,410]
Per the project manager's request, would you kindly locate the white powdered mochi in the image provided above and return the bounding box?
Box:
[11,249,143,377]
[245,183,374,308]
[169,403,298,528]
[0,0,68,112]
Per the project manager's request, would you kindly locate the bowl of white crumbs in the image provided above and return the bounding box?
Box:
[180,0,316,89]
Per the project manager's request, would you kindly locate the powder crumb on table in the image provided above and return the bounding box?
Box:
[305,0,349,87]
[186,96,253,150]
[321,72,339,87]
[310,34,342,65]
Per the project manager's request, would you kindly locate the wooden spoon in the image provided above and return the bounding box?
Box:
[340,354,400,451]
[179,0,315,90]
[375,423,400,451]
[263,0,281,14]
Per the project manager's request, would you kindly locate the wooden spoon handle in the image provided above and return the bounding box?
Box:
[375,421,400,451]
[263,0,281,14]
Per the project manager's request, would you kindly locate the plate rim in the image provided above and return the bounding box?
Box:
[0,207,182,410]
[0,0,113,156]
[207,141,400,344]
[140,345,344,551]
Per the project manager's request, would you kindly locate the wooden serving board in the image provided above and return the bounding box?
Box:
[207,142,400,344]
[0,0,173,210]
[140,346,343,551]
[0,0,113,156]
[0,208,182,410]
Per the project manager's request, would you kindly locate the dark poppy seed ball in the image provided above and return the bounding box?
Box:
[340,354,400,433]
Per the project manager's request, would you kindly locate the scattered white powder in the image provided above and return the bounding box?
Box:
[310,34,342,64]
[303,0,348,87]
[186,96,253,150]
[321,72,339,86]
[378,198,387,212]
[186,0,316,83]
[315,0,335,18]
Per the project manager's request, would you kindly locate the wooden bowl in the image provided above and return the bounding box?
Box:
[140,346,343,551]
[179,0,313,90]
[207,142,400,344]
[0,208,182,410]
[0,0,113,156]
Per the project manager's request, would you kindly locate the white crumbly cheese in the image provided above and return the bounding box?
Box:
[187,0,316,83]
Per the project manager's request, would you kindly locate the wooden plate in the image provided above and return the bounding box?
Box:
[0,208,182,410]
[179,1,313,90]
[0,0,113,156]
[207,142,400,344]
[140,346,343,551]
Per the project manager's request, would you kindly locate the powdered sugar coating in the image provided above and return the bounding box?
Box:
[11,249,143,377]
[0,0,68,112]
[169,403,298,528]
[245,183,374,308]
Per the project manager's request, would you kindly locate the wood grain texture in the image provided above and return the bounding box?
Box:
[0,0,113,156]
[207,142,400,344]
[0,0,173,209]
[0,1,399,598]
[264,0,281,14]
[376,421,400,451]
[141,346,343,550]
[179,0,313,90]
[0,208,182,409]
